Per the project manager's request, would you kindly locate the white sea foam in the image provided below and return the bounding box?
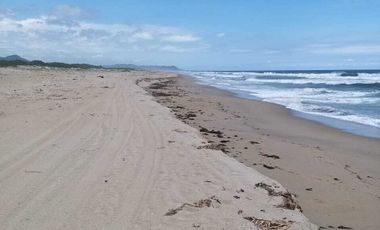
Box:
[191,71,380,129]
[199,71,380,85]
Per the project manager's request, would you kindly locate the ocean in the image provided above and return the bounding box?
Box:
[189,70,380,139]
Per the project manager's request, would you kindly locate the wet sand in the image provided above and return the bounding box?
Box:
[141,75,380,230]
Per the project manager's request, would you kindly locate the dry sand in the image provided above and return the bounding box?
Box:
[141,76,380,230]
[0,67,316,230]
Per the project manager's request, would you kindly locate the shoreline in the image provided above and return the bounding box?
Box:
[188,73,380,144]
[189,76,380,140]
[141,74,380,229]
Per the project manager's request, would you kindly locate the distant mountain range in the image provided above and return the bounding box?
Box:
[0,55,101,69]
[0,55,180,71]
[0,55,29,62]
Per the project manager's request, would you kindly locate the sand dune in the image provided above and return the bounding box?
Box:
[0,68,316,229]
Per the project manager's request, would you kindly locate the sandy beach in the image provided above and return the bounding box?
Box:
[141,75,380,230]
[0,67,316,230]
[2,0,379,229]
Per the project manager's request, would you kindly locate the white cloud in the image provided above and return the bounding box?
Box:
[228,48,278,55]
[160,45,189,52]
[216,33,225,38]
[0,8,15,18]
[0,10,203,62]
[161,34,200,42]
[159,45,200,53]
[344,58,354,62]
[306,43,380,54]
[228,48,253,53]
[51,5,84,18]
[132,31,153,40]
[262,50,278,54]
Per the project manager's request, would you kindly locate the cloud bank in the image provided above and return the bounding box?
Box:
[0,5,203,64]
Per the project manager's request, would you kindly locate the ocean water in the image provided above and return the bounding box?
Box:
[189,70,380,139]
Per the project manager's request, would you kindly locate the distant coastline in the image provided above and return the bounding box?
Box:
[0,55,102,69]
[0,54,181,72]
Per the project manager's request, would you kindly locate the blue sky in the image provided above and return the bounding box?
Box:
[0,0,379,70]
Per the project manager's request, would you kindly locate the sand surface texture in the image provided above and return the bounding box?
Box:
[0,68,316,230]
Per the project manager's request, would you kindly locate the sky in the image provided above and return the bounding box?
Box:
[0,0,379,70]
